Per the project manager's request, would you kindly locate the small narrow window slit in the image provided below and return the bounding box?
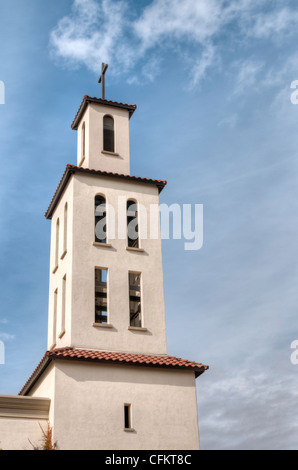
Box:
[124,404,132,430]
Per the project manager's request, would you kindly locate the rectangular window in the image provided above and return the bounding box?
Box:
[124,404,132,430]
[129,273,142,327]
[95,268,108,324]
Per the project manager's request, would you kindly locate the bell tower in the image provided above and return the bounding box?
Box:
[45,73,168,356]
[18,68,208,451]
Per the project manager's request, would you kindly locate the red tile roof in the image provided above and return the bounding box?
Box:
[71,95,137,130]
[45,164,167,219]
[19,347,209,396]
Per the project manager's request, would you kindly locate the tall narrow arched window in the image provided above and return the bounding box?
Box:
[63,203,68,256]
[103,115,114,153]
[82,122,86,159]
[95,195,107,244]
[61,275,66,336]
[53,289,58,346]
[127,200,139,248]
[55,218,60,269]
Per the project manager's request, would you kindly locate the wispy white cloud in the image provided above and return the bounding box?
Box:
[141,56,162,83]
[49,0,298,87]
[50,0,224,84]
[218,113,239,129]
[229,50,298,102]
[188,43,216,89]
[233,59,265,96]
[50,0,131,74]
[199,363,298,449]
[249,7,298,38]
[133,0,224,48]
[0,332,15,341]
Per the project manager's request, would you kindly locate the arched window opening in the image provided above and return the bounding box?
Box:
[82,122,86,158]
[61,275,66,335]
[55,218,60,268]
[63,203,68,255]
[53,289,58,346]
[127,200,139,248]
[103,115,114,153]
[95,195,107,244]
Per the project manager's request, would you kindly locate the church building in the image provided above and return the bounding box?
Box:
[0,68,208,450]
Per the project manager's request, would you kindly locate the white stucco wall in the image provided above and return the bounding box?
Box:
[0,417,48,450]
[47,171,167,355]
[68,172,167,355]
[28,362,56,425]
[77,103,131,175]
[51,360,200,450]
[0,395,50,450]
[48,178,74,350]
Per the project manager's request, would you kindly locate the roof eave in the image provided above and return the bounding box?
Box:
[19,350,208,396]
[19,353,52,396]
[45,165,167,220]
[71,96,137,131]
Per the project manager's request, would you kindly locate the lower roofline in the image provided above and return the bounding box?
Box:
[19,347,209,396]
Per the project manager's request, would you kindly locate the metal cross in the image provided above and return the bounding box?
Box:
[98,63,108,99]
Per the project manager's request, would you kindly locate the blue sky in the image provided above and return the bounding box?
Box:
[1,0,298,450]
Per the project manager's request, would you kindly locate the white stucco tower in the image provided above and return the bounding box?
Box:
[16,87,208,450]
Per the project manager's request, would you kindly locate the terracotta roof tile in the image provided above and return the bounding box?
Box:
[45,164,167,219]
[19,347,208,395]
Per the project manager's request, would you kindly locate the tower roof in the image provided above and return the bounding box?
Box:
[45,164,167,220]
[71,95,137,130]
[19,347,209,396]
